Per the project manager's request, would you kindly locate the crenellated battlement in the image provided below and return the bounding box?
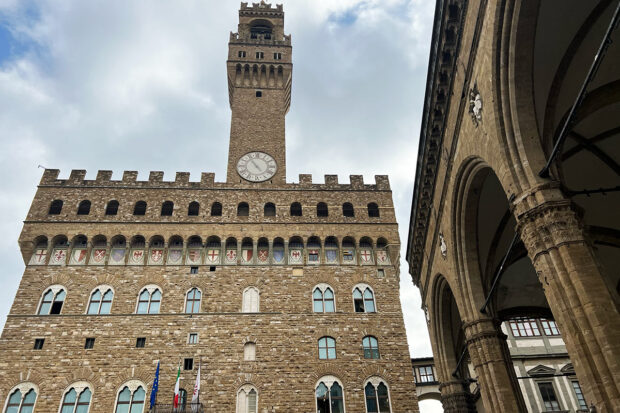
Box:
[240,2,283,14]
[39,169,391,191]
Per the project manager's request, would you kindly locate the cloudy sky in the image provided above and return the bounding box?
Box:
[0,0,440,410]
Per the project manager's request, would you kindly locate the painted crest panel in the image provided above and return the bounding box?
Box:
[129,249,145,265]
[109,248,126,265]
[257,248,269,264]
[30,249,47,265]
[70,248,87,265]
[376,250,390,265]
[242,249,253,264]
[186,249,202,265]
[206,248,220,264]
[167,249,183,265]
[91,248,107,265]
[325,249,338,264]
[225,249,237,264]
[148,249,164,265]
[359,249,373,265]
[49,249,67,265]
[307,249,320,264]
[342,249,355,264]
[273,248,284,264]
[289,248,303,264]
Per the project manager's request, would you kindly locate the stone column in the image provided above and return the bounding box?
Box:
[464,318,527,412]
[439,381,476,413]
[517,197,620,412]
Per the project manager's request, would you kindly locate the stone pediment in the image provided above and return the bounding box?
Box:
[560,363,575,374]
[527,365,556,377]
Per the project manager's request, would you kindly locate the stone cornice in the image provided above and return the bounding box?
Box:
[406,0,468,285]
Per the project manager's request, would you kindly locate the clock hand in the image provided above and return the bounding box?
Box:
[250,159,261,171]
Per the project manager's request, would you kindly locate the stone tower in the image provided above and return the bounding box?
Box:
[226,2,292,184]
[0,3,418,412]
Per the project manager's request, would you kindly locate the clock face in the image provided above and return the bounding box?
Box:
[236,152,277,182]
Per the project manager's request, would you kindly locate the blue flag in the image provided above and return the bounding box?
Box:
[150,361,160,408]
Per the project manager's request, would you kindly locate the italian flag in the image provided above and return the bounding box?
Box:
[173,364,181,408]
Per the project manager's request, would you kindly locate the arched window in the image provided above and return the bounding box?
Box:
[318,337,336,359]
[256,238,269,264]
[264,202,276,217]
[353,285,376,313]
[316,377,344,413]
[365,379,391,413]
[237,385,258,413]
[237,202,249,216]
[77,200,91,215]
[324,236,339,264]
[242,287,259,313]
[225,237,238,264]
[185,288,201,313]
[241,237,253,264]
[4,387,37,413]
[288,236,304,264]
[359,237,374,264]
[307,236,321,263]
[38,287,66,315]
[317,202,328,217]
[211,202,222,216]
[375,238,389,265]
[363,336,380,359]
[342,202,354,217]
[188,201,200,216]
[133,201,147,216]
[161,201,174,216]
[273,237,285,264]
[342,237,356,263]
[290,202,302,216]
[30,236,48,265]
[136,287,162,314]
[367,202,380,218]
[49,199,63,215]
[244,342,256,361]
[49,235,69,265]
[114,385,145,413]
[87,287,114,314]
[60,386,92,413]
[105,200,119,216]
[206,236,221,264]
[313,285,335,313]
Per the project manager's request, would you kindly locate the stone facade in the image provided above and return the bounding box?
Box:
[0,3,418,412]
[406,1,620,412]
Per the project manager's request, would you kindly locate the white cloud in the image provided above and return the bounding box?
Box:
[0,0,435,358]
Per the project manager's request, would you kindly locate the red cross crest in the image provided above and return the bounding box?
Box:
[207,249,219,262]
[360,250,372,262]
[34,249,46,263]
